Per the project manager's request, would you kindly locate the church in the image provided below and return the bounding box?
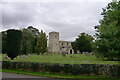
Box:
[48,31,74,54]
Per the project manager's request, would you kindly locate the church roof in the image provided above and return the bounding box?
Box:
[59,40,73,43]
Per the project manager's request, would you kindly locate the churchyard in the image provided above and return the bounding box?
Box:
[1,53,119,64]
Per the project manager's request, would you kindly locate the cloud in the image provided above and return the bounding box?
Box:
[1,1,110,41]
[2,2,37,29]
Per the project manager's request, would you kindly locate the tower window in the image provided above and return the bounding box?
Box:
[62,43,63,45]
[67,43,69,45]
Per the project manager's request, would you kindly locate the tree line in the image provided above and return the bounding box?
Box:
[1,26,47,59]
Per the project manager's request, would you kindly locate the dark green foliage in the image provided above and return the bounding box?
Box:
[2,61,10,69]
[31,63,39,71]
[6,29,22,59]
[95,1,120,60]
[73,33,94,53]
[2,61,120,77]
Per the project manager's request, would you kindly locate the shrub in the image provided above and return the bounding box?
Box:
[2,61,120,77]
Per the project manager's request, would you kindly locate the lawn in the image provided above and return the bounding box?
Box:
[2,69,118,79]
[1,53,119,64]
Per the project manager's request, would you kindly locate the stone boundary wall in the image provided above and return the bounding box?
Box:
[2,61,120,77]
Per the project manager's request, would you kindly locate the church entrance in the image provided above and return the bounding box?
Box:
[70,49,72,54]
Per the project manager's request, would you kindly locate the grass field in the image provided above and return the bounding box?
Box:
[1,53,119,64]
[2,69,117,79]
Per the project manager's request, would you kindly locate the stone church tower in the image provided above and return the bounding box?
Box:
[48,32,60,53]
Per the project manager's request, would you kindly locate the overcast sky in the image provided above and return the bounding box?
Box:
[1,0,112,41]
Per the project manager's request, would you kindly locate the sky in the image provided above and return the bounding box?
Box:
[1,0,112,41]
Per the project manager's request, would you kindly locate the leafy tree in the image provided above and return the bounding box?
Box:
[73,32,94,53]
[27,26,39,53]
[27,26,39,36]
[95,1,120,60]
[6,29,22,60]
[35,30,47,55]
[21,28,34,55]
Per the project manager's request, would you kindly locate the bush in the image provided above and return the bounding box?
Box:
[2,61,120,77]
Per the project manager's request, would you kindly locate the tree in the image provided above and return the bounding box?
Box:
[41,31,47,54]
[94,1,120,60]
[6,29,22,60]
[21,28,34,55]
[73,32,94,53]
[27,26,39,53]
[35,30,47,55]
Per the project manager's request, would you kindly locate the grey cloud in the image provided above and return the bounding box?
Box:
[2,2,109,41]
[2,2,37,29]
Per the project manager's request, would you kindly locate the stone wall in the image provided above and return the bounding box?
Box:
[59,41,74,54]
[2,61,120,77]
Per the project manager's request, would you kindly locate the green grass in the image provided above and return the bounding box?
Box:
[2,69,114,79]
[1,53,119,64]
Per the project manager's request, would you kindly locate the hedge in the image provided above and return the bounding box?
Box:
[2,61,120,77]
